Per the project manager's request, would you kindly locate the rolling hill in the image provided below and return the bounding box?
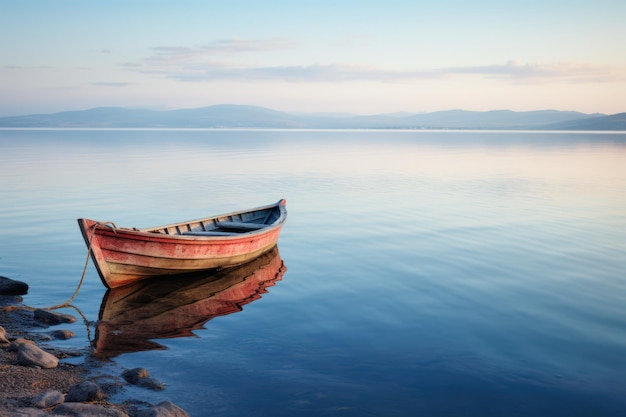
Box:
[0,105,623,130]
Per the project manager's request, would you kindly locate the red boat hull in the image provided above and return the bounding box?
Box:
[78,200,286,288]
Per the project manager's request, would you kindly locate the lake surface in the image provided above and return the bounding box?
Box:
[1,129,626,416]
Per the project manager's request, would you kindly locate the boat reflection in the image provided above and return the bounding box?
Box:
[92,246,286,359]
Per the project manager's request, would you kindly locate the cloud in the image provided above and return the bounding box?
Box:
[130,40,436,82]
[200,38,296,53]
[144,38,296,66]
[135,59,626,84]
[90,81,136,87]
[444,60,626,83]
[151,63,434,82]
[2,65,53,71]
[127,39,626,84]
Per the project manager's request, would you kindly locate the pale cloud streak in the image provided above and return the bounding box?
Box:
[144,38,296,65]
[2,64,54,71]
[444,60,626,83]
[90,81,136,87]
[128,40,626,85]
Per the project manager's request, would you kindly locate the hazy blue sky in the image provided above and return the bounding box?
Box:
[1,1,625,116]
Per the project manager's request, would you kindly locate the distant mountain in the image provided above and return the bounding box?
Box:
[0,105,304,128]
[539,112,626,130]
[316,109,606,130]
[0,105,623,130]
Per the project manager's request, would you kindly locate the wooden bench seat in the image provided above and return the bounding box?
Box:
[182,231,239,236]
[215,221,267,231]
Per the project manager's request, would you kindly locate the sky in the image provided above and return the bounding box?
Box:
[1,0,625,117]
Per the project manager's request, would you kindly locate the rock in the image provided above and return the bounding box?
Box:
[0,294,23,306]
[9,338,36,351]
[136,401,190,417]
[17,343,58,369]
[122,367,149,384]
[122,367,165,390]
[31,390,65,408]
[1,407,48,416]
[0,276,29,295]
[50,329,75,340]
[65,380,105,403]
[0,325,9,344]
[52,403,129,417]
[33,309,76,325]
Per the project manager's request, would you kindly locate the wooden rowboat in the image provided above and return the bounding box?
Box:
[93,246,286,358]
[78,199,287,289]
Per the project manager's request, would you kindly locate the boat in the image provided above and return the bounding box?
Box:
[92,246,286,358]
[77,199,287,289]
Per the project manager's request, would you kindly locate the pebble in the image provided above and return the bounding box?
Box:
[33,309,76,325]
[65,380,106,403]
[52,403,129,417]
[136,401,191,417]
[122,367,149,384]
[50,329,75,340]
[9,338,36,352]
[0,295,23,307]
[17,343,59,369]
[122,367,165,390]
[0,325,9,344]
[0,276,29,295]
[30,390,65,408]
[2,407,48,417]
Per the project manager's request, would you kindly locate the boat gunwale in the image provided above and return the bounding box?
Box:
[92,222,283,242]
[138,199,286,236]
[80,199,287,242]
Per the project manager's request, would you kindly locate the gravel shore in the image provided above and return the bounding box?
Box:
[1,296,82,403]
[0,294,189,416]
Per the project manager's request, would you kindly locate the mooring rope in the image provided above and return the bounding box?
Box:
[0,222,121,344]
[39,243,92,311]
[2,221,113,312]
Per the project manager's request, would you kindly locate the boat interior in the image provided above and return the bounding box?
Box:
[144,205,281,237]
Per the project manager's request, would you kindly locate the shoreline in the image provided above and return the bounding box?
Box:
[0,296,84,407]
[0,293,189,416]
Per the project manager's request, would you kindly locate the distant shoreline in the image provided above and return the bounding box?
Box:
[1,127,626,133]
[1,105,624,130]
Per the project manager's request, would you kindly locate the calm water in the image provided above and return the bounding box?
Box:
[1,129,626,416]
